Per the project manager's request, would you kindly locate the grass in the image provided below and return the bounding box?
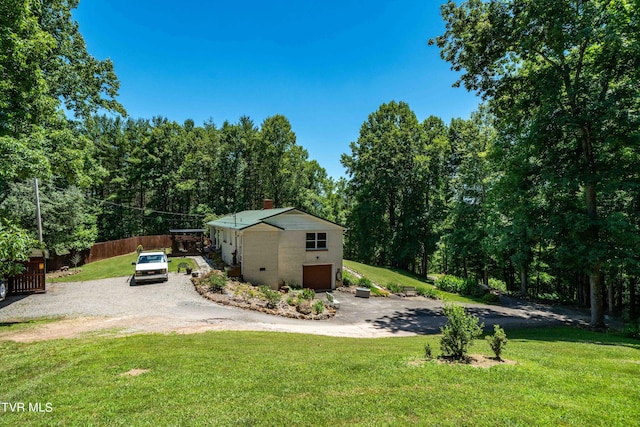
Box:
[49,252,196,283]
[344,260,477,303]
[0,327,637,426]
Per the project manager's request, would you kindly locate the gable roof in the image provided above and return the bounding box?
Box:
[207,207,294,230]
[207,207,345,231]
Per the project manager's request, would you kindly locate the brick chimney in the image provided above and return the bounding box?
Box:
[263,199,274,210]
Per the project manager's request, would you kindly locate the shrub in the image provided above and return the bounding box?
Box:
[136,244,143,255]
[312,300,324,314]
[486,324,508,360]
[622,322,640,340]
[207,272,227,292]
[287,281,302,290]
[417,287,438,299]
[342,271,357,287]
[286,296,295,306]
[488,277,507,292]
[301,288,315,300]
[460,279,487,297]
[259,286,281,309]
[440,303,484,360]
[357,277,373,288]
[424,343,433,360]
[386,282,403,293]
[435,275,464,293]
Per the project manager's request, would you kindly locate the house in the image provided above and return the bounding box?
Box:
[207,202,344,291]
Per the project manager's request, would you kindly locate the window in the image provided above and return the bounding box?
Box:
[306,232,327,250]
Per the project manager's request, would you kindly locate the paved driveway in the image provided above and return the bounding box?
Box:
[0,271,593,341]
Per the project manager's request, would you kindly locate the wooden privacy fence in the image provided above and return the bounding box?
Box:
[8,257,46,294]
[46,235,172,271]
[86,235,172,264]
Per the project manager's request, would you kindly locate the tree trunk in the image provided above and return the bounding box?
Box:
[607,274,615,315]
[520,264,528,298]
[590,263,605,328]
[630,277,637,321]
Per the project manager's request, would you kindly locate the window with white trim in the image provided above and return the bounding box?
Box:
[306,232,327,250]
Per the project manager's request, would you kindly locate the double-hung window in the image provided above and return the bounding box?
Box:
[306,232,327,250]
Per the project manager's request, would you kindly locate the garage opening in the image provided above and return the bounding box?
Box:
[303,264,332,291]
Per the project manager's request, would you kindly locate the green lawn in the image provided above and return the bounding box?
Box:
[0,327,637,426]
[49,252,196,283]
[344,259,477,303]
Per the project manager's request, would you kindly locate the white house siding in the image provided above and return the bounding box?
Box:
[241,225,280,289]
[216,228,237,265]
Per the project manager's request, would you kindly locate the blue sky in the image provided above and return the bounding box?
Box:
[74,0,480,179]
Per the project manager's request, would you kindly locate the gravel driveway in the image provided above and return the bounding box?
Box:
[0,269,594,341]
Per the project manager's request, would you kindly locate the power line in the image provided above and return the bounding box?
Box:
[51,185,207,218]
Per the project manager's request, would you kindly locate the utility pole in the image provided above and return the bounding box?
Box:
[34,178,43,243]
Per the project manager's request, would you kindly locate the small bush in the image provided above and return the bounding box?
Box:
[357,277,373,288]
[301,288,315,300]
[312,300,324,314]
[259,286,281,309]
[488,278,507,292]
[207,272,227,292]
[486,324,508,360]
[460,279,487,297]
[386,282,403,293]
[342,271,357,287]
[286,296,295,306]
[136,244,143,255]
[622,322,640,340]
[435,275,464,293]
[440,303,484,360]
[287,281,302,290]
[417,287,438,299]
[424,343,433,360]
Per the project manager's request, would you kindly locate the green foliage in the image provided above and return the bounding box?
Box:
[357,277,373,288]
[0,220,37,279]
[417,287,438,299]
[341,270,357,287]
[488,278,506,292]
[386,282,403,293]
[259,286,281,309]
[433,0,640,326]
[207,272,228,293]
[287,281,302,290]
[301,288,315,300]
[486,324,508,360]
[136,244,143,255]
[312,300,324,315]
[424,343,433,360]
[440,303,484,360]
[342,101,447,270]
[435,275,465,293]
[622,322,640,340]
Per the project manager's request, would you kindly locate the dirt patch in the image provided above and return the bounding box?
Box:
[120,368,149,377]
[409,354,515,368]
[193,273,336,320]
